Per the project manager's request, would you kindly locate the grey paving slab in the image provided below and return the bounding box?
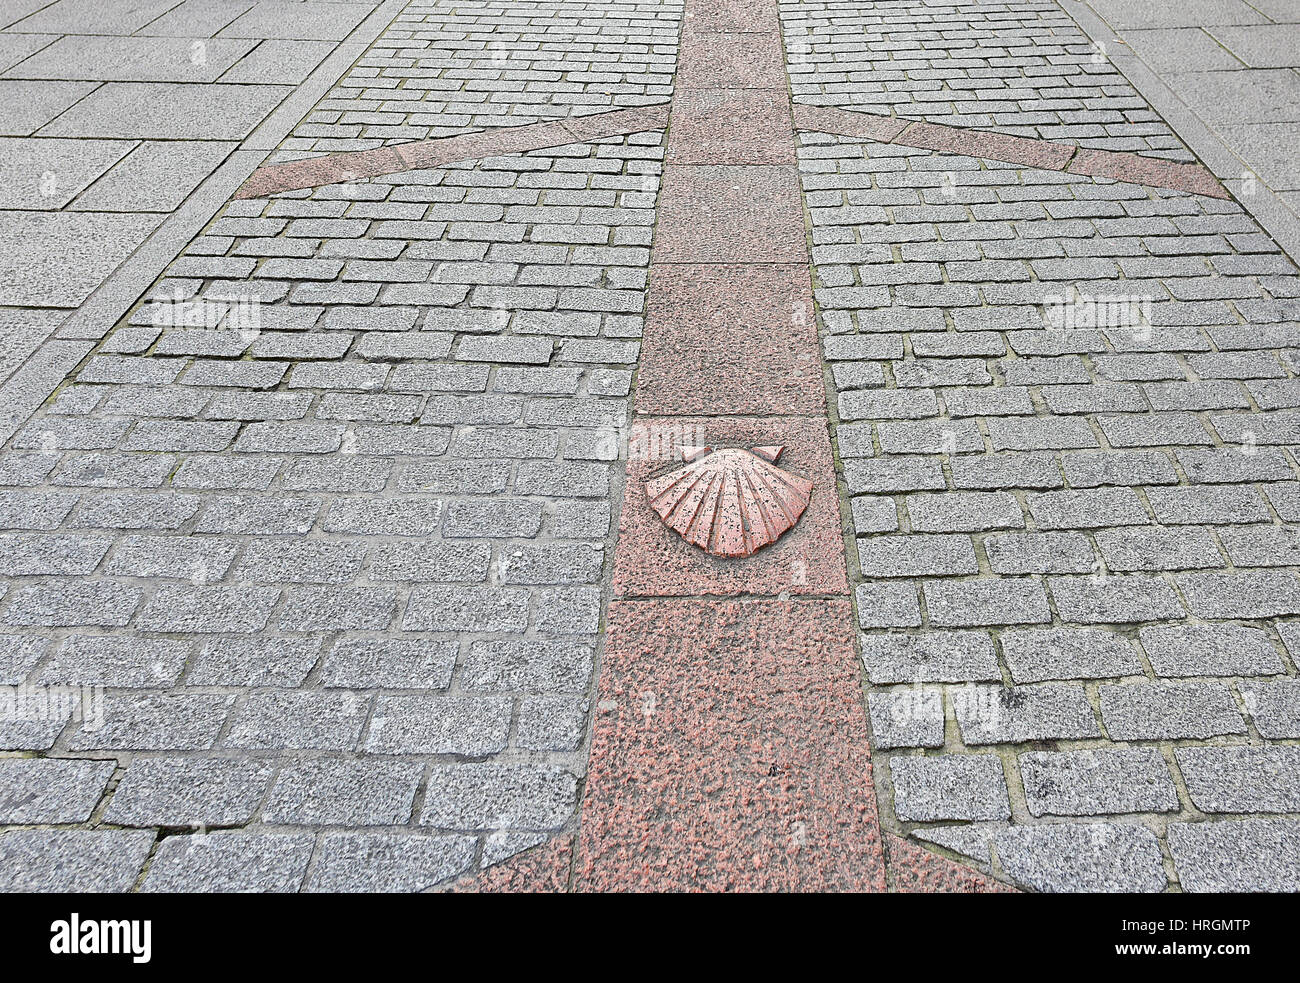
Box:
[105,756,276,827]
[4,35,259,82]
[994,824,1167,893]
[1249,0,1300,21]
[0,0,59,31]
[890,754,1011,822]
[219,0,371,40]
[0,210,161,305]
[1084,0,1267,29]
[1241,678,1300,738]
[70,140,236,211]
[1163,69,1300,125]
[1120,28,1245,73]
[38,81,292,139]
[0,136,135,208]
[5,0,181,34]
[1216,123,1300,190]
[218,38,333,83]
[0,308,63,382]
[0,757,115,822]
[1209,24,1300,67]
[142,831,313,892]
[307,832,476,892]
[0,79,95,135]
[0,829,154,892]
[135,0,256,37]
[1168,819,1300,892]
[1020,748,1179,817]
[0,30,55,70]
[1176,745,1300,813]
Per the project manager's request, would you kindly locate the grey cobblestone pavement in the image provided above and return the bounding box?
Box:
[802,132,1300,891]
[275,0,681,158]
[783,0,1192,157]
[0,130,659,889]
[0,0,401,450]
[2,0,1300,893]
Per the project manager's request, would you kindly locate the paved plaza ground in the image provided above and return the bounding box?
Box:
[0,0,1298,893]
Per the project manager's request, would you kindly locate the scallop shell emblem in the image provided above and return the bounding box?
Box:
[645,445,813,557]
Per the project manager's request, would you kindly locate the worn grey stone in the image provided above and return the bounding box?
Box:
[1168,820,1300,893]
[402,586,530,633]
[0,757,114,823]
[3,580,140,627]
[954,684,1100,744]
[860,631,1000,684]
[366,696,512,756]
[924,579,1051,627]
[277,586,397,631]
[890,754,1011,822]
[0,830,153,892]
[856,534,978,578]
[223,691,366,751]
[320,638,457,690]
[68,692,231,751]
[1000,628,1144,683]
[0,533,111,575]
[1241,679,1300,738]
[264,759,423,826]
[516,695,587,751]
[143,832,314,893]
[420,764,578,829]
[1177,570,1300,619]
[460,639,593,693]
[135,586,279,633]
[1100,682,1246,740]
[1049,575,1184,624]
[1019,749,1179,817]
[106,757,275,827]
[984,532,1095,575]
[1176,746,1300,813]
[994,824,1167,893]
[308,833,476,893]
[867,687,945,749]
[37,635,189,687]
[855,581,921,628]
[189,637,321,687]
[1139,624,1285,677]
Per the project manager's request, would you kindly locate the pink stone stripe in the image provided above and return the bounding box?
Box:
[576,600,886,892]
[791,103,909,143]
[451,0,1012,893]
[571,0,1005,893]
[900,119,1076,172]
[1067,147,1229,199]
[234,104,672,199]
[792,103,1229,199]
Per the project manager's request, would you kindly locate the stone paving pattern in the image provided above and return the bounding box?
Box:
[3,0,1300,893]
[275,0,681,160]
[0,0,396,464]
[783,0,1192,158]
[0,128,661,890]
[0,0,381,312]
[801,132,1300,891]
[1081,0,1300,221]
